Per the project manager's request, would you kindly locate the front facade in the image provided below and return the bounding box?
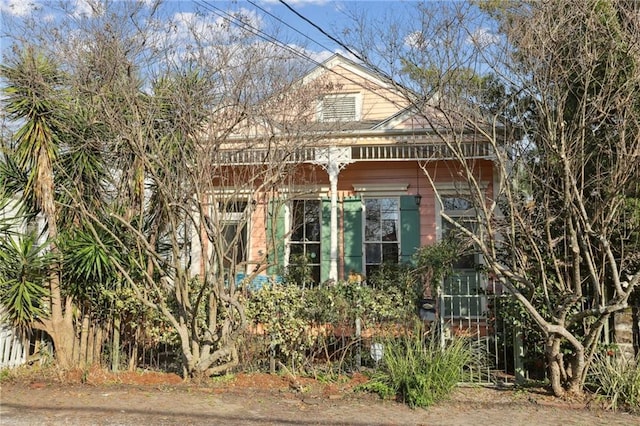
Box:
[204,55,496,299]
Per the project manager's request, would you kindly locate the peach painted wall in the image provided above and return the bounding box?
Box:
[245,159,495,274]
[320,64,409,121]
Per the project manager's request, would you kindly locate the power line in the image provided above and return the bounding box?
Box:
[194,0,412,110]
[277,0,397,87]
[278,0,365,63]
[194,1,374,87]
[195,0,318,67]
[245,0,336,55]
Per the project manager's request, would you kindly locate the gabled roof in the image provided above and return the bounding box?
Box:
[301,53,396,90]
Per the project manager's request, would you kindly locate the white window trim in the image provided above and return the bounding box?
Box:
[362,195,402,271]
[352,183,408,196]
[434,183,486,241]
[287,199,323,285]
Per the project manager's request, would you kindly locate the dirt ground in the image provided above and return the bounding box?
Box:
[0,368,638,426]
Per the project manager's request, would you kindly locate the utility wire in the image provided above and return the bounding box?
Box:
[195,0,413,110]
[246,0,336,55]
[195,1,381,90]
[195,0,318,67]
[277,0,396,85]
[278,0,365,63]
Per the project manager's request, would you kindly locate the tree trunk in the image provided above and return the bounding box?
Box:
[546,336,565,397]
[566,352,585,396]
[49,317,76,370]
[47,271,77,370]
[79,312,90,367]
[112,314,121,371]
[546,333,586,397]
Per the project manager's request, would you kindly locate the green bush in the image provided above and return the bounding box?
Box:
[359,323,473,408]
[246,275,423,374]
[587,352,640,412]
[246,284,311,371]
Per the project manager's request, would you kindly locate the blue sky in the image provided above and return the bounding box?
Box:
[0,1,442,64]
[0,0,497,83]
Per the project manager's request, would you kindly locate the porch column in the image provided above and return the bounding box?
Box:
[313,147,353,282]
[327,162,339,282]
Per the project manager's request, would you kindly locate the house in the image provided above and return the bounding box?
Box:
[195,54,497,316]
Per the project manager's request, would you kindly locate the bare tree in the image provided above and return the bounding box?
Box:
[343,0,640,395]
[1,0,325,376]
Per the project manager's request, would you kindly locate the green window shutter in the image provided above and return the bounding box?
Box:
[320,198,331,283]
[267,200,286,276]
[343,196,363,277]
[400,195,421,265]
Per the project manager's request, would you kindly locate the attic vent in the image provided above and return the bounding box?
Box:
[320,94,360,122]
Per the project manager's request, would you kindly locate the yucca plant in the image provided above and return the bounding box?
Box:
[587,352,640,412]
[0,231,52,332]
[359,323,473,408]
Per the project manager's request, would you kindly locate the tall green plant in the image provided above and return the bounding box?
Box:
[0,47,81,368]
[587,353,640,412]
[0,232,51,332]
[413,238,460,293]
[360,323,473,408]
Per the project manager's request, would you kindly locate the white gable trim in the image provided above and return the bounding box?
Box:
[302,54,394,90]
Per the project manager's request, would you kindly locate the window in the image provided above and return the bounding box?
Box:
[364,197,400,277]
[289,199,321,285]
[441,196,476,269]
[220,201,248,271]
[319,94,360,122]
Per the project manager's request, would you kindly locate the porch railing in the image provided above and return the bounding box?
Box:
[215,142,494,165]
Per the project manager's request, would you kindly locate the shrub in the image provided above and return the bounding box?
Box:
[246,284,311,371]
[246,276,424,375]
[587,352,640,412]
[359,323,473,408]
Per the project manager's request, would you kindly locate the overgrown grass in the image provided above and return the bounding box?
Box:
[587,353,640,412]
[358,324,474,408]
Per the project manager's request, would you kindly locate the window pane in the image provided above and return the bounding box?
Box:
[290,244,304,256]
[222,223,247,268]
[365,198,380,212]
[291,200,320,242]
[289,200,321,280]
[306,243,320,262]
[305,221,320,242]
[291,200,305,241]
[381,219,397,241]
[365,243,381,264]
[291,225,304,242]
[380,198,398,212]
[365,198,381,241]
[364,197,399,269]
[381,243,399,262]
[365,221,380,240]
[442,197,472,211]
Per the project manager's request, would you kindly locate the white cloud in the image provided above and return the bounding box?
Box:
[70,0,104,18]
[163,7,264,47]
[467,28,498,48]
[404,31,427,50]
[309,49,333,63]
[0,0,41,16]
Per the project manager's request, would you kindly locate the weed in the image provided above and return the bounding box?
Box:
[0,368,13,383]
